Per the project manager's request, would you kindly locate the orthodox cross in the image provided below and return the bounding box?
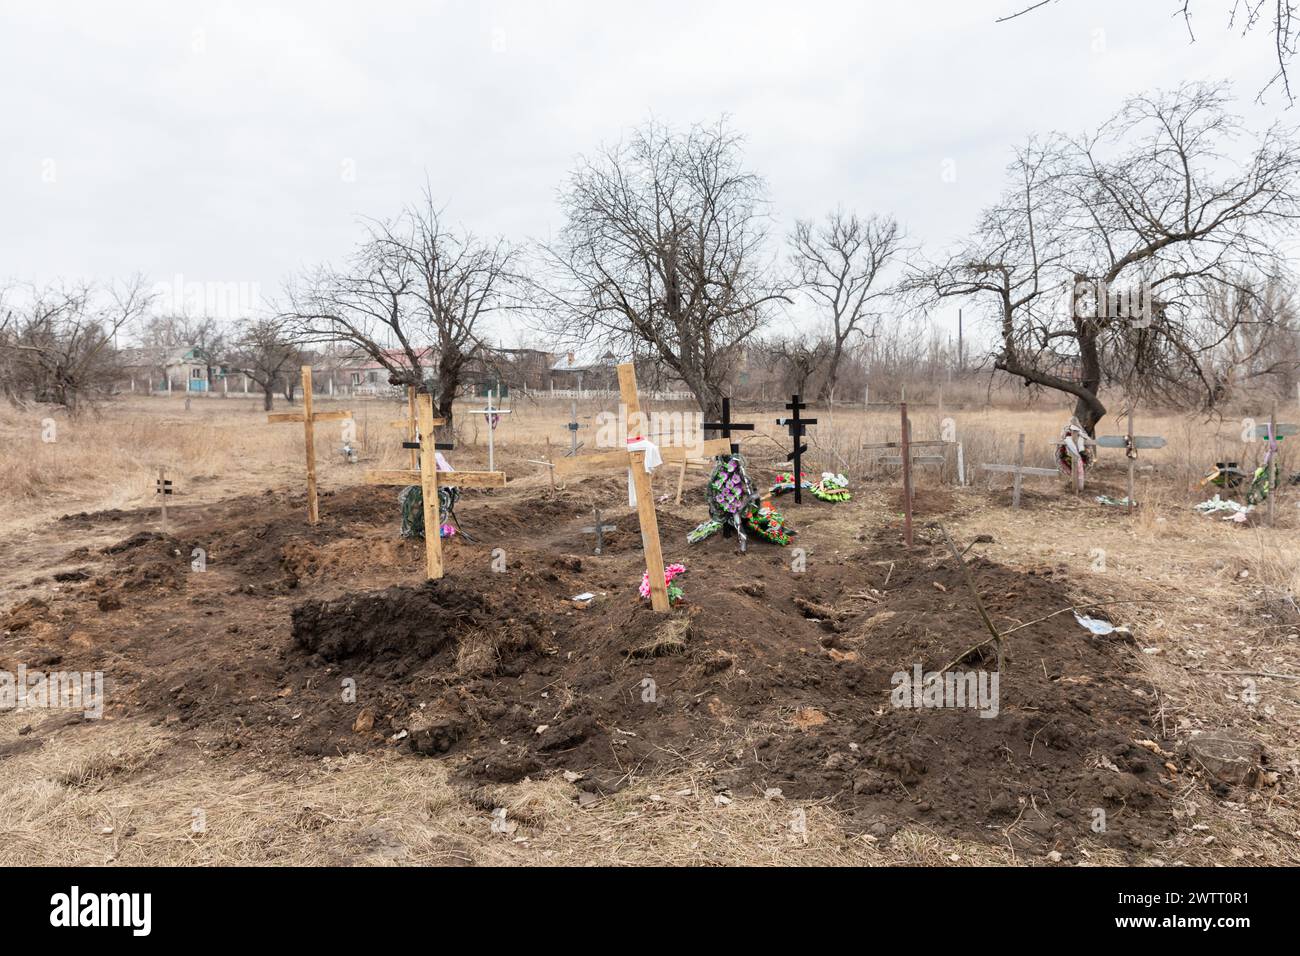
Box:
[775,395,817,504]
[702,397,754,455]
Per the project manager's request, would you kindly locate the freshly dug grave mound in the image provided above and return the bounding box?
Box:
[291,579,547,675]
[283,534,1177,854]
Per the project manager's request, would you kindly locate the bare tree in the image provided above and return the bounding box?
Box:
[229,316,300,411]
[287,192,517,436]
[0,276,153,410]
[541,119,786,420]
[998,1,1300,104]
[756,334,836,397]
[918,82,1300,432]
[790,210,902,401]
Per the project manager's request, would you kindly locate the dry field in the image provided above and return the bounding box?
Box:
[0,391,1297,866]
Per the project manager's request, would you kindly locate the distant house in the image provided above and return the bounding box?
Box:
[339,347,437,396]
[165,347,227,392]
[549,350,619,392]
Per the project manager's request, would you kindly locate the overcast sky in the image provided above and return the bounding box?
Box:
[1,0,1291,346]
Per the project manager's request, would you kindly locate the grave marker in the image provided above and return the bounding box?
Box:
[702,397,754,455]
[266,365,353,525]
[554,363,719,612]
[364,394,505,580]
[980,433,1058,508]
[565,401,587,457]
[581,508,618,555]
[469,388,512,472]
[155,467,173,531]
[775,395,817,504]
[1093,409,1166,514]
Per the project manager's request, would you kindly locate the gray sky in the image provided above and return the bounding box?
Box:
[1,0,1289,345]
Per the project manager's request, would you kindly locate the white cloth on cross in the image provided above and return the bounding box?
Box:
[435,452,452,473]
[625,438,662,506]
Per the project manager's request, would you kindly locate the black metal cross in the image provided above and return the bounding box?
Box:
[702,396,754,455]
[776,394,817,503]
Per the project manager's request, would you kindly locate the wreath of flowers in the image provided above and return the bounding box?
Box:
[640,562,687,605]
[810,472,852,503]
[1055,421,1095,476]
[687,454,795,548]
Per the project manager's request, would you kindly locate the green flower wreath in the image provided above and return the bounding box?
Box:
[687,454,794,548]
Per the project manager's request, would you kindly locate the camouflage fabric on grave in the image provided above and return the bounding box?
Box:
[398,485,461,539]
[687,454,794,547]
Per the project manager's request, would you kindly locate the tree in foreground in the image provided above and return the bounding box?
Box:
[918,82,1300,432]
[541,119,785,421]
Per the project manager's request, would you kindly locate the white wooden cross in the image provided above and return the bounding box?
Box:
[364,393,506,580]
[554,362,729,612]
[267,365,353,525]
[469,388,512,472]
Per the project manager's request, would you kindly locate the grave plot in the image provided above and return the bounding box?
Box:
[0,458,1209,860]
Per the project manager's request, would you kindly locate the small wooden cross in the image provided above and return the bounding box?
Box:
[155,467,173,531]
[775,395,817,504]
[1093,408,1167,514]
[468,387,512,472]
[980,433,1058,509]
[702,397,754,455]
[267,365,353,525]
[555,363,725,612]
[364,393,506,580]
[581,508,618,555]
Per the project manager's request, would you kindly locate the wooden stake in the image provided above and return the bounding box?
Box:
[1012,433,1025,509]
[158,466,168,532]
[900,402,913,546]
[620,364,670,612]
[1269,403,1278,528]
[301,365,319,525]
[417,393,443,580]
[407,386,419,471]
[1127,407,1136,517]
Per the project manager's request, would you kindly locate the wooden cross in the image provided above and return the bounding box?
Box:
[581,508,618,555]
[1093,408,1166,514]
[364,393,505,580]
[980,433,1058,509]
[469,387,512,472]
[155,467,173,531]
[267,365,353,525]
[554,363,729,612]
[702,396,754,455]
[775,395,817,504]
[525,437,557,491]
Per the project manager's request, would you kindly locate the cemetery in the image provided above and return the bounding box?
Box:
[3,3,1299,879]
[1,369,1295,866]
